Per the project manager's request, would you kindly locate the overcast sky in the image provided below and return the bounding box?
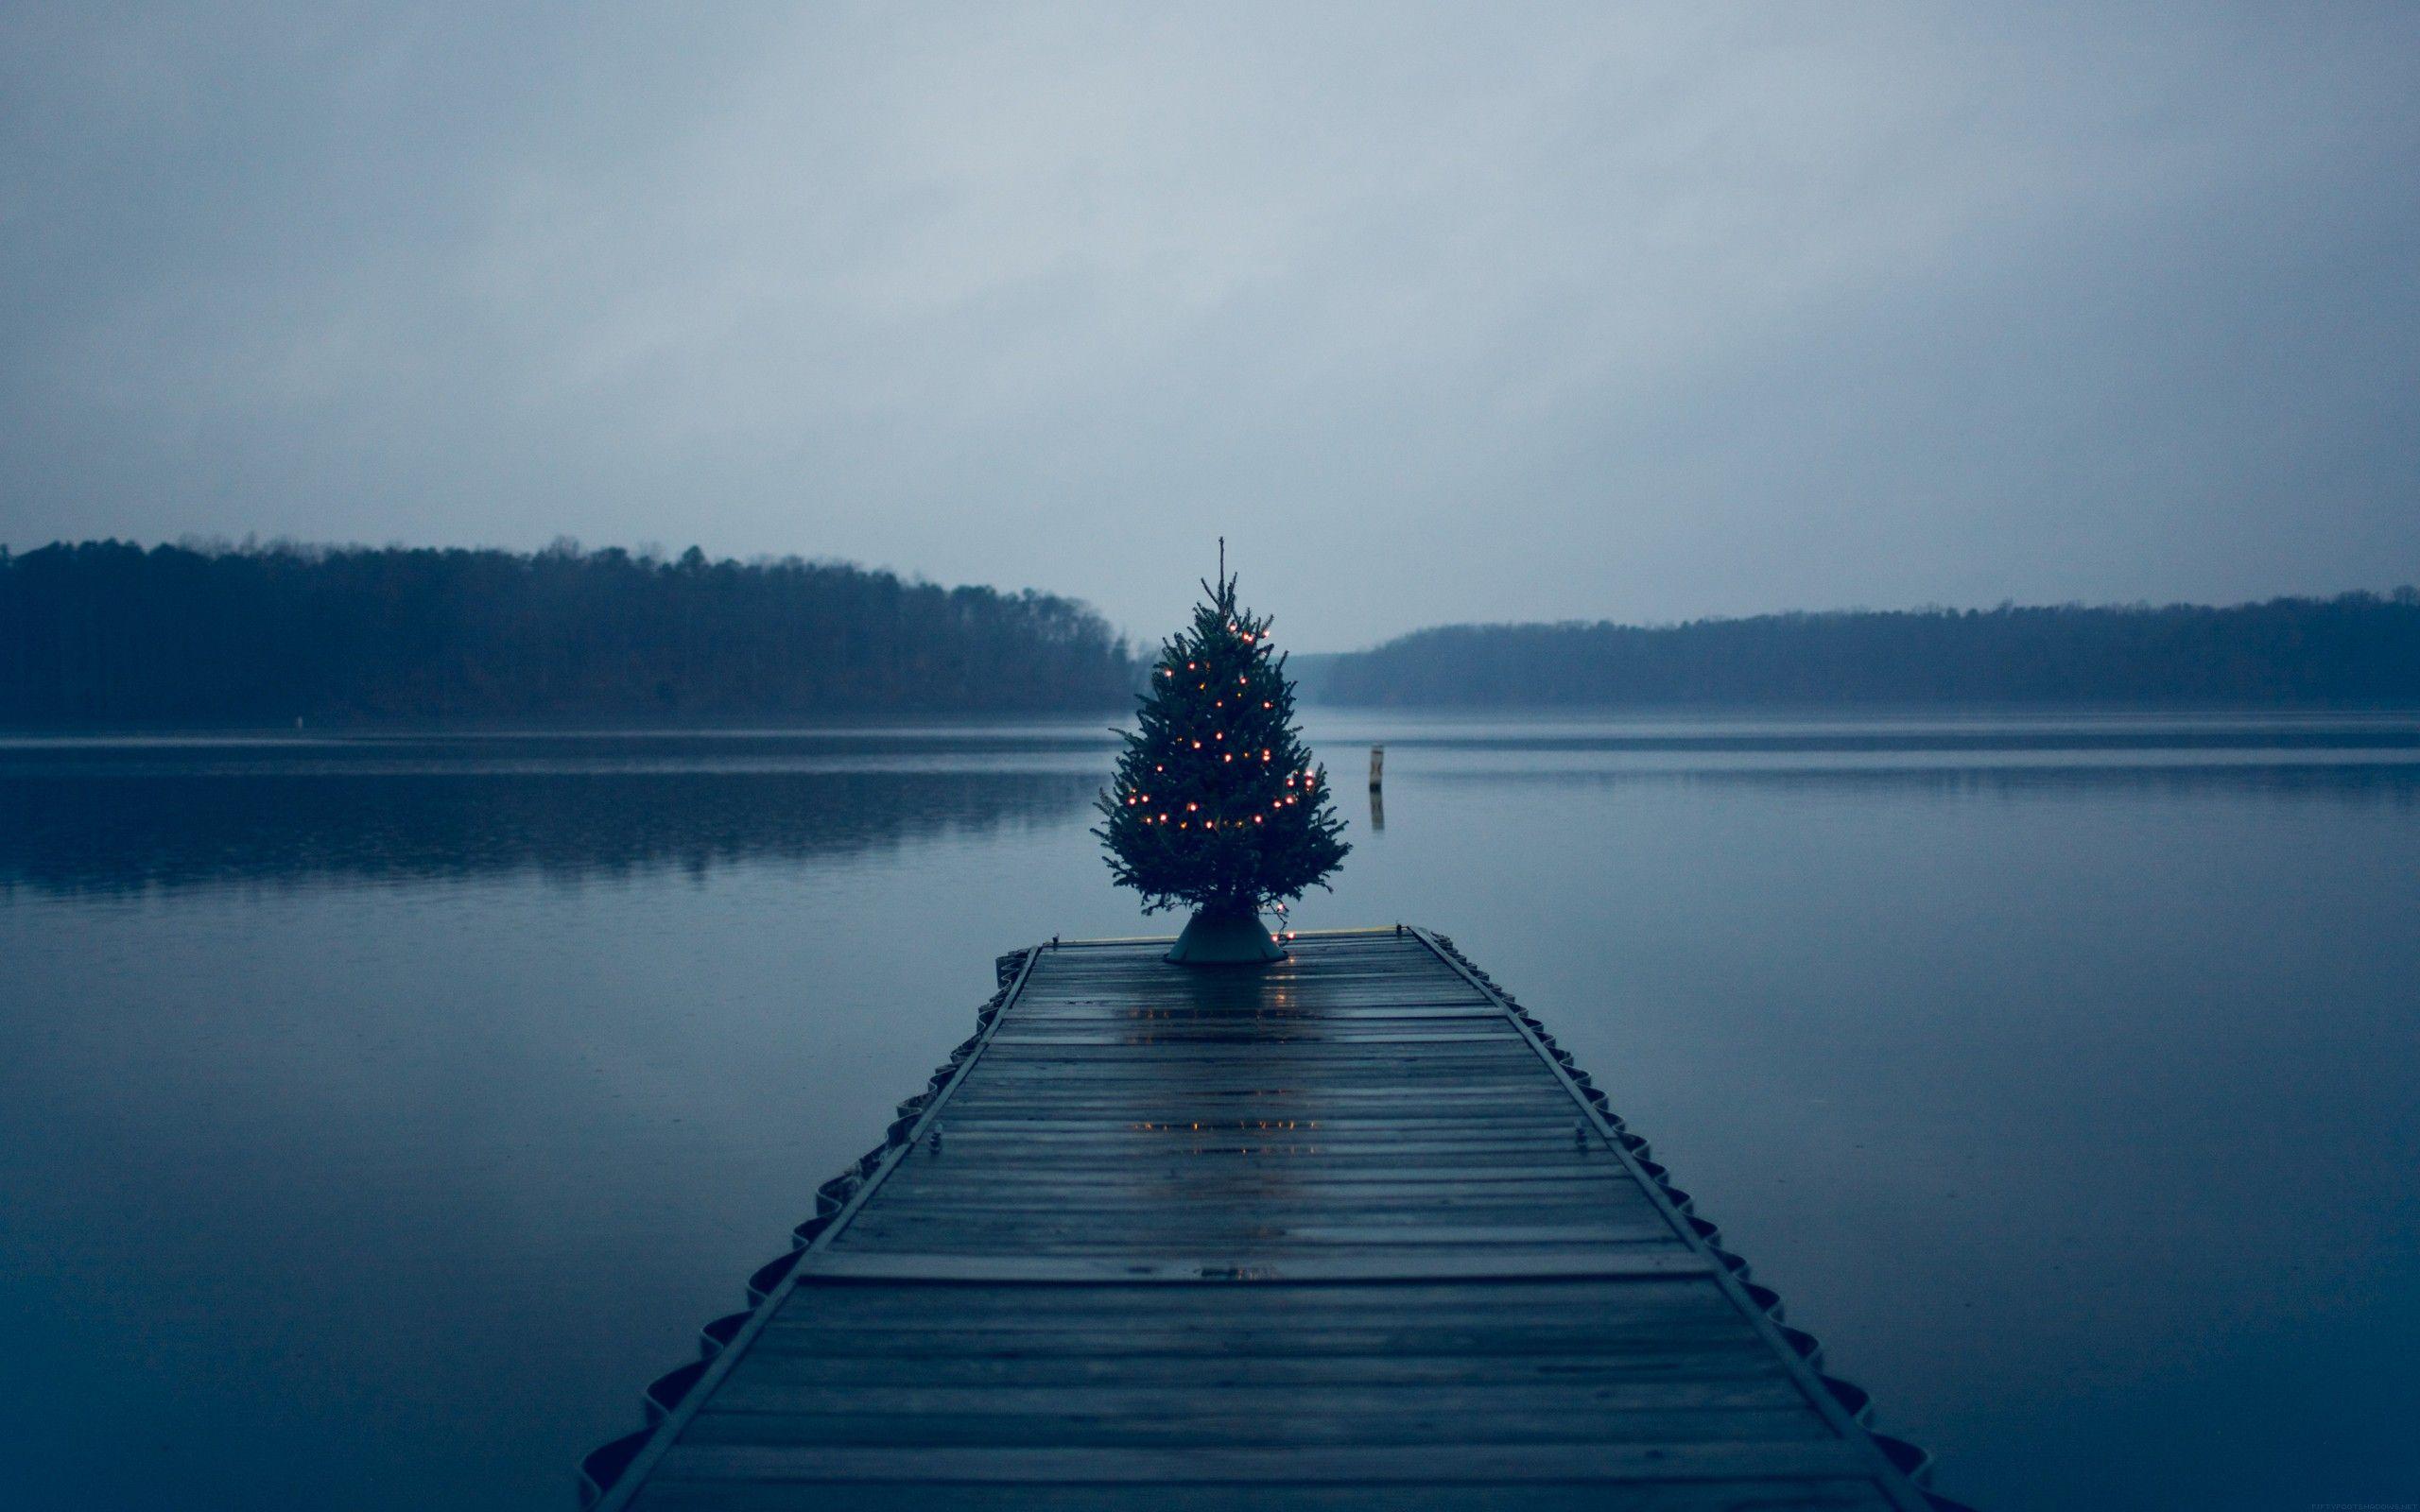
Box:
[4,4,2415,648]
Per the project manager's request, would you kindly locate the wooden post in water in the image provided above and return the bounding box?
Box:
[1368,745,1384,790]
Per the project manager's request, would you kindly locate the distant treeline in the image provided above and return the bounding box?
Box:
[0,541,1134,726]
[1309,593,2420,707]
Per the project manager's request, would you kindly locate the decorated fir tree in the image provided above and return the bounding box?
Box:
[1096,563,1349,964]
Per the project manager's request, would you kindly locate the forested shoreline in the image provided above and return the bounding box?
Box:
[1306,593,2420,708]
[0,541,1135,726]
[9,541,2416,725]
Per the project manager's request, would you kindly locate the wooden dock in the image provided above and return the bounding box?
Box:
[583,927,1950,1511]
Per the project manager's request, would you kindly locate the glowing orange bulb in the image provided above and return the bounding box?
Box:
[1186,802,1198,812]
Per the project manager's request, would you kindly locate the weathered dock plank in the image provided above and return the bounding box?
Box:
[588,928,1943,1511]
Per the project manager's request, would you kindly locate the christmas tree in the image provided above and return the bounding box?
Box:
[1096,561,1349,963]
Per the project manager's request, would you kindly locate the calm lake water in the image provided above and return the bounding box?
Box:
[4,712,2417,1510]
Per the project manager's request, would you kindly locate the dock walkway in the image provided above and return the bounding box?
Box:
[585,927,1947,1511]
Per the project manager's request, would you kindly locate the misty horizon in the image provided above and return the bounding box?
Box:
[6,530,2416,656]
[9,538,2414,727]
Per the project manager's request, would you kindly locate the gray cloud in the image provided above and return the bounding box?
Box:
[4,2,2415,647]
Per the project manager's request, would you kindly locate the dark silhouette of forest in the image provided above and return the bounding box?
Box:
[1306,593,2420,708]
[11,541,2415,723]
[0,541,1134,726]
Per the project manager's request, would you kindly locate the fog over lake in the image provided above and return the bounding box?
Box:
[4,713,2415,1510]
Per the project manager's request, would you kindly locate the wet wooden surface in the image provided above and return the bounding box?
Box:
[603,929,1931,1511]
